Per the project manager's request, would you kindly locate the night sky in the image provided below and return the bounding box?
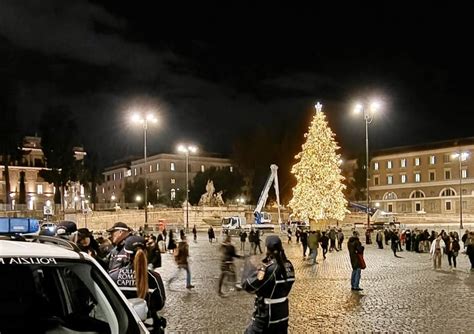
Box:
[1,1,474,166]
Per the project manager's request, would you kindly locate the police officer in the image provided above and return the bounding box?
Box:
[105,222,132,272]
[110,236,166,333]
[242,235,295,333]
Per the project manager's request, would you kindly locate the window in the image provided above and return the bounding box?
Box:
[374,162,379,170]
[429,171,435,181]
[383,192,397,200]
[139,167,142,175]
[201,165,205,172]
[401,174,407,183]
[414,157,420,166]
[401,203,407,212]
[374,176,379,186]
[170,189,176,200]
[107,175,110,181]
[445,201,452,211]
[400,159,407,168]
[387,160,393,169]
[415,172,421,183]
[410,190,425,198]
[463,201,467,210]
[102,187,105,194]
[444,154,451,163]
[171,178,175,184]
[441,188,456,197]
[37,184,43,194]
[387,204,393,212]
[462,169,468,179]
[445,170,451,180]
[415,202,422,212]
[429,155,436,164]
[170,162,175,171]
[156,163,160,171]
[387,175,393,184]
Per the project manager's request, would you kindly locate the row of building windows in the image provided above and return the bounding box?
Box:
[381,188,458,201]
[382,200,467,213]
[106,164,233,180]
[373,153,467,170]
[374,168,468,185]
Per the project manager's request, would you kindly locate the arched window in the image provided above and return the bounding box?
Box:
[440,188,456,197]
[383,192,397,200]
[410,190,425,198]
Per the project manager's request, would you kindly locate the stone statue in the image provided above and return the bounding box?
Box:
[199,180,215,206]
[215,191,225,207]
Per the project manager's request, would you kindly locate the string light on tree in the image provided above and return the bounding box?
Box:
[289,102,348,223]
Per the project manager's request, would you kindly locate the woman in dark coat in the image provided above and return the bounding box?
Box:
[167,229,176,253]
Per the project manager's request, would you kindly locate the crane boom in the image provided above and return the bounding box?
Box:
[254,164,282,224]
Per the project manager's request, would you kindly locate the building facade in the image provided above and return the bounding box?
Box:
[0,136,86,210]
[101,153,233,204]
[369,138,474,216]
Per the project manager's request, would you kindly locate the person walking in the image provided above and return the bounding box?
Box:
[239,230,248,252]
[308,231,319,265]
[348,230,364,291]
[192,225,197,242]
[430,234,446,270]
[295,228,301,244]
[337,229,344,250]
[287,229,292,244]
[391,230,402,258]
[462,229,469,250]
[466,232,474,271]
[319,231,329,260]
[242,235,295,333]
[328,227,337,252]
[218,235,243,296]
[376,230,384,249]
[208,226,215,243]
[300,229,308,259]
[168,235,194,289]
[254,229,263,255]
[167,229,177,254]
[110,236,166,333]
[447,233,460,270]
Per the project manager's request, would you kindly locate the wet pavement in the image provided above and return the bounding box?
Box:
[156,232,474,333]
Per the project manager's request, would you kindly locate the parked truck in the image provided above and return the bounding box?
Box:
[221,216,275,236]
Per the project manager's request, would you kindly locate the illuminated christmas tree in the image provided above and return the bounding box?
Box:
[289,102,348,222]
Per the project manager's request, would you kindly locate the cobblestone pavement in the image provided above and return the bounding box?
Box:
[157,232,474,333]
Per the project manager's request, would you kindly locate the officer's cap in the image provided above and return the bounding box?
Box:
[56,221,77,235]
[265,235,283,252]
[106,221,131,232]
[124,236,146,254]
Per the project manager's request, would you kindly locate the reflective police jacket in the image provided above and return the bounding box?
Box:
[242,257,295,330]
[110,264,166,312]
[105,238,129,272]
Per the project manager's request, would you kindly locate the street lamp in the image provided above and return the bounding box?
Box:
[177,144,198,233]
[132,113,158,230]
[354,99,382,229]
[452,151,469,230]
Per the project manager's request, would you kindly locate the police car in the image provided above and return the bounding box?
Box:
[0,217,150,334]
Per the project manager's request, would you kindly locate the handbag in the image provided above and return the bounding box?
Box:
[357,253,366,270]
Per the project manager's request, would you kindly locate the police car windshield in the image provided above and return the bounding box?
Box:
[0,258,141,334]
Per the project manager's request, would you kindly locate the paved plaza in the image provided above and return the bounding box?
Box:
[157,231,474,333]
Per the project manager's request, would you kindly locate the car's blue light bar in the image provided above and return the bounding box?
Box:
[0,217,40,234]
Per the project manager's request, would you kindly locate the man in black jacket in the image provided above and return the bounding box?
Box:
[348,231,364,291]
